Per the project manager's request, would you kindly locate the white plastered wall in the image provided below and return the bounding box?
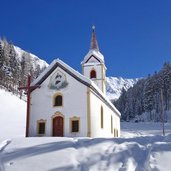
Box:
[29,67,88,137]
[89,90,120,138]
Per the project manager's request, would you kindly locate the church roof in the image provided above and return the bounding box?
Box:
[31,59,120,117]
[81,26,104,64]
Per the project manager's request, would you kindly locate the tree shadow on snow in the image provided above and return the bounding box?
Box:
[2,140,74,163]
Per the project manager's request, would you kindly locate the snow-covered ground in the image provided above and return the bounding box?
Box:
[0,123,171,171]
[1,89,171,171]
[0,89,26,142]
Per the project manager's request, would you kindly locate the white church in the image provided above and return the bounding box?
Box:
[29,27,121,138]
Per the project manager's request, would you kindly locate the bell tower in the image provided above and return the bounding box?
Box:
[81,26,106,94]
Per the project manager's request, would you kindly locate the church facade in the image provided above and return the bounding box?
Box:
[29,27,121,138]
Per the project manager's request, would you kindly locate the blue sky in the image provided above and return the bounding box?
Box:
[1,0,171,78]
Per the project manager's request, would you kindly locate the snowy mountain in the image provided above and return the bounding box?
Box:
[14,46,48,70]
[106,77,139,100]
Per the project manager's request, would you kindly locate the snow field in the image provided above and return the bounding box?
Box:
[1,133,171,171]
[0,89,26,142]
[1,89,171,171]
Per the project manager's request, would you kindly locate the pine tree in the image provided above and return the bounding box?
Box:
[159,62,171,110]
[0,38,46,96]
[0,39,5,81]
[2,38,10,67]
[0,39,4,67]
[34,64,41,79]
[143,75,154,120]
[115,91,126,121]
[20,53,27,85]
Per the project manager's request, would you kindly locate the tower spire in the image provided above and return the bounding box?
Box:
[90,25,99,51]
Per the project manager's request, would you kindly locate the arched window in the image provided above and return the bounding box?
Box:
[90,69,96,79]
[101,106,103,128]
[54,94,63,107]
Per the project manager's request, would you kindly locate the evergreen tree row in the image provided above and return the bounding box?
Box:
[0,38,46,95]
[115,62,171,122]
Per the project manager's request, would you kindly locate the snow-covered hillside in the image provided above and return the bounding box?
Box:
[0,89,26,142]
[0,89,171,171]
[106,77,139,100]
[14,46,48,70]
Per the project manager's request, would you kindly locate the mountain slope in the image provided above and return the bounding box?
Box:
[14,46,48,70]
[106,77,139,100]
[0,38,49,95]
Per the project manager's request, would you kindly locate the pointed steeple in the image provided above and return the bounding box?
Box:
[90,25,99,51]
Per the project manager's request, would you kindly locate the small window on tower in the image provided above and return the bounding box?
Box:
[90,69,96,79]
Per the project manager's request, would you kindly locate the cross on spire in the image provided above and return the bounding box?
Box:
[90,25,99,51]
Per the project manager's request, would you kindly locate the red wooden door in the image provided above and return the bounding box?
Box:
[53,116,63,137]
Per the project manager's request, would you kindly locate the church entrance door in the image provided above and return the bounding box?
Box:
[53,116,64,136]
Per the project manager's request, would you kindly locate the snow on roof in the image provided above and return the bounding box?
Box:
[81,49,104,64]
[31,58,120,116]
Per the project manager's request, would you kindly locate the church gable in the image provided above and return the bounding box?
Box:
[31,60,90,91]
[38,65,86,93]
